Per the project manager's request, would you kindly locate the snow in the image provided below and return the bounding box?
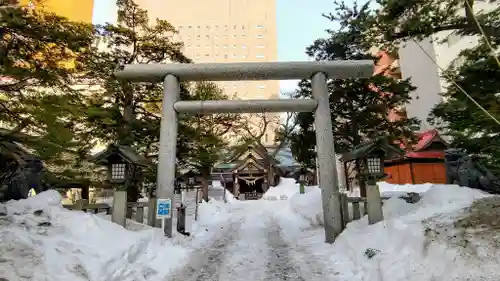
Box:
[262,177,316,200]
[276,182,499,281]
[0,190,229,281]
[2,179,500,281]
[347,181,434,197]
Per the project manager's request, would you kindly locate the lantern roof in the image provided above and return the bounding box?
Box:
[90,144,151,167]
[341,137,404,162]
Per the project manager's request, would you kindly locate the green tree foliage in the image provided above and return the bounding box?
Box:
[80,0,237,201]
[337,0,499,171]
[290,2,420,169]
[332,0,499,50]
[429,43,500,172]
[181,82,238,201]
[75,0,189,201]
[0,2,94,178]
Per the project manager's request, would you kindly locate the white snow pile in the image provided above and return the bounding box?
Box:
[346,181,434,198]
[277,183,500,280]
[0,190,190,281]
[262,177,316,200]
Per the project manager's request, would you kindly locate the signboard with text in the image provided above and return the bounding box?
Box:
[156,198,172,219]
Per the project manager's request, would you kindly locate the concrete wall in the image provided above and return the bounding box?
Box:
[398,39,442,130]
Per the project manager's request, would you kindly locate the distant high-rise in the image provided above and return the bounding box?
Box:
[18,0,94,23]
[135,0,280,145]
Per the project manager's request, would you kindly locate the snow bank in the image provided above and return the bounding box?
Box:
[347,181,434,197]
[0,190,189,281]
[277,183,500,281]
[263,178,316,200]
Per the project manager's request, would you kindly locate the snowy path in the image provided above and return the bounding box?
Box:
[168,217,245,281]
[264,218,306,281]
[168,201,329,281]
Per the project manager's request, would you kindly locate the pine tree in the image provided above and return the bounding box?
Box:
[181,82,238,201]
[332,0,499,50]
[334,0,500,171]
[290,2,420,184]
[80,0,236,201]
[0,2,94,175]
[429,43,500,172]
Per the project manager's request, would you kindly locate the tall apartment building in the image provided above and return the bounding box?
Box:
[18,0,94,23]
[135,0,280,145]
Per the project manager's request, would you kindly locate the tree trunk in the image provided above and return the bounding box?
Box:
[120,86,141,204]
[202,169,210,202]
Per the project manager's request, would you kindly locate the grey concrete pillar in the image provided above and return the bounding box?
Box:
[311,72,343,243]
[366,183,383,224]
[111,190,127,227]
[156,74,180,237]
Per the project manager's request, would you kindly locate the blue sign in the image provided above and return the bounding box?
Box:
[156,198,172,219]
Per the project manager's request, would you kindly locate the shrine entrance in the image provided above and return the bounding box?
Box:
[238,175,265,194]
[115,59,373,240]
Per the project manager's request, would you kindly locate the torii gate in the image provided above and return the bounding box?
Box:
[114,60,373,243]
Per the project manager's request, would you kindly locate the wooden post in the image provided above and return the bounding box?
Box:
[366,183,383,224]
[194,187,200,221]
[147,197,158,227]
[234,174,240,198]
[340,193,349,228]
[111,190,127,227]
[74,199,88,211]
[136,206,144,223]
[352,202,361,220]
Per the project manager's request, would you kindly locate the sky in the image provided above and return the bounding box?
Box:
[92,0,336,92]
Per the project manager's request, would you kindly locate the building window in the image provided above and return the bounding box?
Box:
[197,25,200,29]
[242,55,247,59]
[256,25,264,28]
[233,44,237,48]
[215,35,218,39]
[257,45,265,48]
[206,35,209,39]
[224,54,228,59]
[206,25,210,29]
[178,25,183,29]
[256,54,265,58]
[242,34,246,39]
[215,25,218,29]
[196,35,200,40]
[215,45,219,48]
[233,25,237,29]
[188,26,192,28]
[187,36,191,40]
[224,25,228,30]
[224,35,228,39]
[233,35,237,38]
[223,45,228,48]
[206,45,210,48]
[256,34,264,39]
[242,44,247,48]
[196,45,200,48]
[205,53,209,57]
[258,85,266,89]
